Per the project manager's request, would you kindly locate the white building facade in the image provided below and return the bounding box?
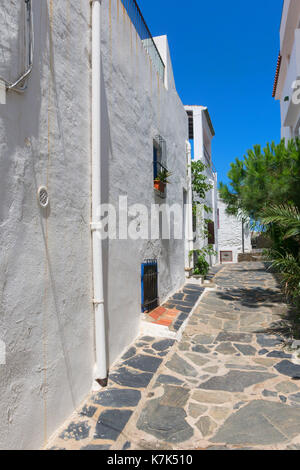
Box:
[217,197,252,264]
[184,106,219,267]
[0,0,189,449]
[273,0,300,139]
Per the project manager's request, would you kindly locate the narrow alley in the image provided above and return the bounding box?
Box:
[48,263,300,451]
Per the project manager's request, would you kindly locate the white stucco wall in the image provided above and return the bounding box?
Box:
[217,197,251,264]
[0,1,94,449]
[101,2,188,365]
[0,0,189,450]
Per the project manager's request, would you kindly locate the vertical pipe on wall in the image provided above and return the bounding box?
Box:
[186,141,194,268]
[91,0,107,387]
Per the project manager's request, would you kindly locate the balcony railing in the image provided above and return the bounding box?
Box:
[121,0,165,82]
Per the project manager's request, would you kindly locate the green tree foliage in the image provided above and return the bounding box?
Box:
[191,160,213,241]
[220,138,300,308]
[219,139,300,219]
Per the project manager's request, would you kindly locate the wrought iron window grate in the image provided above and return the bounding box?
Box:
[120,0,165,82]
[141,260,158,312]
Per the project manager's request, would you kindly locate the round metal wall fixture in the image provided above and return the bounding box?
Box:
[37,186,49,209]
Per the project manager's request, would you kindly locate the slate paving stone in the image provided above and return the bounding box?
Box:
[177,312,189,322]
[172,294,184,300]
[186,353,207,367]
[199,370,276,393]
[82,444,111,450]
[156,375,184,386]
[123,441,131,450]
[211,400,298,445]
[262,390,277,398]
[143,348,156,356]
[210,406,231,421]
[188,403,208,418]
[60,421,91,441]
[92,389,141,408]
[234,344,257,356]
[185,294,200,303]
[274,360,300,378]
[215,342,237,355]
[166,354,198,377]
[152,339,175,352]
[267,351,292,359]
[279,395,287,403]
[256,334,283,348]
[289,393,300,403]
[123,355,162,373]
[196,416,217,437]
[233,402,245,410]
[80,405,97,418]
[122,347,136,360]
[109,367,153,389]
[136,399,194,443]
[275,381,299,393]
[171,300,195,308]
[206,446,230,451]
[174,306,192,314]
[259,349,269,355]
[193,390,232,404]
[192,345,209,354]
[193,335,215,345]
[179,342,190,351]
[173,321,184,331]
[140,336,155,342]
[225,364,266,372]
[215,332,252,344]
[95,409,133,441]
[160,385,190,407]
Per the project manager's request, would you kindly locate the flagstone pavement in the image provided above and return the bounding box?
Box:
[48,263,300,451]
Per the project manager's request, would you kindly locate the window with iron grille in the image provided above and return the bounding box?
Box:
[153,136,168,196]
[141,260,158,312]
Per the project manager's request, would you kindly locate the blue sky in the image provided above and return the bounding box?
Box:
[140,0,283,184]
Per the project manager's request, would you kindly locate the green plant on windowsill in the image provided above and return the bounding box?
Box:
[155,169,172,184]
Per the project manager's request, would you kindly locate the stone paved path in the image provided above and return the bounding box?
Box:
[48,263,300,451]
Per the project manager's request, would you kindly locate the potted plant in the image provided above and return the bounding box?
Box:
[193,255,210,282]
[189,246,216,282]
[154,169,172,193]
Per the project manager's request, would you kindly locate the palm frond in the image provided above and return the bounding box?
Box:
[261,204,300,239]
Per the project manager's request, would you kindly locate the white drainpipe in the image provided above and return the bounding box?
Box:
[91,0,107,388]
[186,141,194,268]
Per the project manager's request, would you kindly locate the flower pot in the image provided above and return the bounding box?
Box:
[193,275,204,283]
[154,180,166,193]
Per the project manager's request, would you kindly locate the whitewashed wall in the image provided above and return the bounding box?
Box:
[0,0,188,450]
[217,197,251,264]
[101,1,188,365]
[0,1,94,450]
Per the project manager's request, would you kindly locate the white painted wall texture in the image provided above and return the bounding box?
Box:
[217,197,251,264]
[0,1,94,450]
[0,0,189,449]
[101,1,188,365]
